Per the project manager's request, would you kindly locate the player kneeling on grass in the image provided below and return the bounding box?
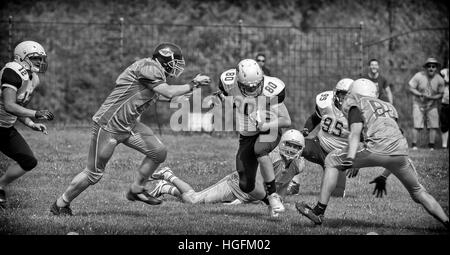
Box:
[0,41,53,209]
[216,59,291,217]
[50,42,211,216]
[295,78,450,230]
[148,129,305,216]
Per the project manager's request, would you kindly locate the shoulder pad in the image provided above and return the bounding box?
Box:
[220,68,238,93]
[262,76,285,97]
[315,91,334,109]
[4,62,28,81]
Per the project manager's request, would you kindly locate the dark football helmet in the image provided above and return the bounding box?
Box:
[152,42,185,78]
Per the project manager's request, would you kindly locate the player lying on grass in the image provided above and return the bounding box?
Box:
[0,41,53,209]
[216,59,292,217]
[287,78,356,197]
[50,43,211,216]
[148,129,305,215]
[295,78,450,230]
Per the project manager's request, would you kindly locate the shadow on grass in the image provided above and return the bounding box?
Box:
[77,210,149,217]
[206,208,267,218]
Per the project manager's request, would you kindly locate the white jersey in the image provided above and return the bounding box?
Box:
[219,69,286,136]
[0,62,40,128]
[315,91,349,153]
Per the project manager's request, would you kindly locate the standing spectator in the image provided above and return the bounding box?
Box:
[408,57,445,150]
[255,53,271,76]
[440,62,449,149]
[363,58,393,104]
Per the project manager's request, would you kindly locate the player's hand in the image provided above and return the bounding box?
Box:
[35,110,54,121]
[191,74,211,87]
[369,175,387,198]
[301,128,309,137]
[29,123,48,135]
[346,168,359,178]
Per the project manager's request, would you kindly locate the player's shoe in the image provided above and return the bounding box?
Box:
[148,180,171,198]
[286,181,300,195]
[50,201,73,216]
[295,201,324,225]
[0,189,6,209]
[150,167,173,181]
[126,189,162,205]
[267,193,285,217]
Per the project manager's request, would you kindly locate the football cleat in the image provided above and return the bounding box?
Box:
[150,167,173,181]
[50,201,73,216]
[295,201,324,225]
[0,189,6,209]
[126,189,162,205]
[148,180,171,198]
[267,193,285,215]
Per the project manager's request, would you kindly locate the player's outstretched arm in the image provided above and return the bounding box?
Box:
[18,117,48,134]
[153,74,210,99]
[303,109,321,136]
[2,87,54,120]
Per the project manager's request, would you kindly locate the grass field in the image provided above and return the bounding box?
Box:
[0,126,448,235]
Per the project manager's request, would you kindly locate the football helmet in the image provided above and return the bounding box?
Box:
[152,42,185,78]
[349,78,378,98]
[14,41,47,73]
[333,78,353,109]
[236,59,264,97]
[279,129,305,161]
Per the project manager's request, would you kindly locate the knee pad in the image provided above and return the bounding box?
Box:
[17,154,38,171]
[149,145,167,164]
[82,168,104,184]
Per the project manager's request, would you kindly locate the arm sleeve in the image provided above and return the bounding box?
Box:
[1,68,22,91]
[348,106,364,128]
[304,111,321,132]
[276,87,285,103]
[138,64,166,89]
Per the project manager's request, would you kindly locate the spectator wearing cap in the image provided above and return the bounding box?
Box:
[255,53,271,76]
[439,61,449,149]
[363,58,393,104]
[408,57,445,150]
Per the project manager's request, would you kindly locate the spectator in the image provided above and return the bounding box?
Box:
[255,53,271,76]
[408,57,445,150]
[363,58,393,104]
[440,62,449,149]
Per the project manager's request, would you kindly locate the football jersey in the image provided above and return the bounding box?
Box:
[342,93,408,156]
[226,146,304,202]
[315,91,350,153]
[0,62,40,128]
[219,69,286,136]
[92,58,165,133]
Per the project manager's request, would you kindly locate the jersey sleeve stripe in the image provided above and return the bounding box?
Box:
[1,84,18,91]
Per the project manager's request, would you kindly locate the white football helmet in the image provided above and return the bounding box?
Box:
[334,78,354,109]
[236,59,264,97]
[279,129,305,161]
[14,41,47,73]
[349,78,378,98]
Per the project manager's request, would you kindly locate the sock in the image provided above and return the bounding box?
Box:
[442,132,448,148]
[411,142,417,147]
[261,194,270,205]
[265,180,276,195]
[164,172,176,183]
[312,202,327,215]
[161,184,176,195]
[428,143,435,149]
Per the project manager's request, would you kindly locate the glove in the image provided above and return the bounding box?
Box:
[35,110,54,121]
[190,74,211,88]
[301,128,309,137]
[369,175,387,198]
[337,157,354,171]
[346,168,360,178]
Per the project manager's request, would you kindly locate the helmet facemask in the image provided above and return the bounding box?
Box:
[333,89,347,109]
[279,140,304,161]
[166,57,185,78]
[238,77,263,97]
[26,53,48,73]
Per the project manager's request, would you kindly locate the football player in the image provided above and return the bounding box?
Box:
[296,78,449,230]
[287,78,355,197]
[216,59,292,217]
[148,129,305,215]
[50,42,211,216]
[0,41,54,208]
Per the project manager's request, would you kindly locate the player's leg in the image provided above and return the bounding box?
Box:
[411,104,424,149]
[182,176,236,204]
[440,104,449,148]
[0,127,38,208]
[236,134,259,194]
[124,122,166,204]
[385,156,449,228]
[53,123,119,215]
[427,107,439,150]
